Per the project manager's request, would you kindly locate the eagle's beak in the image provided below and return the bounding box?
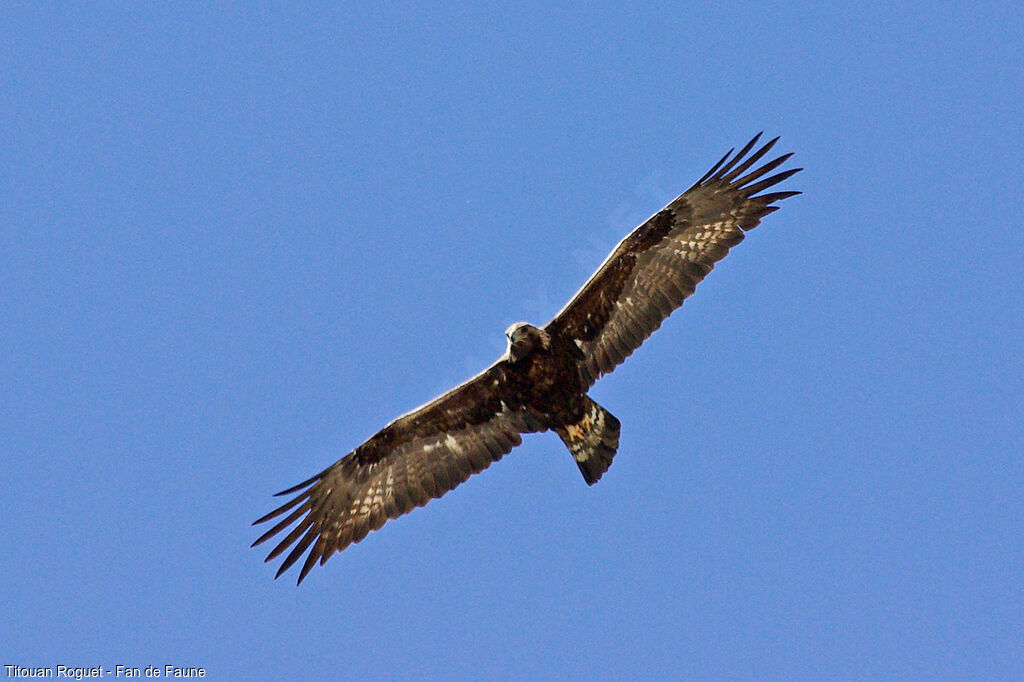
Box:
[509,340,531,361]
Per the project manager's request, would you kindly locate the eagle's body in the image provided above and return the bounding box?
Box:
[507,323,586,424]
[254,133,801,583]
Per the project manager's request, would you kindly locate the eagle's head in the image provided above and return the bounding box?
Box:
[504,322,550,363]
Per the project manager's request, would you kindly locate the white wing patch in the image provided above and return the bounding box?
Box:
[444,433,463,455]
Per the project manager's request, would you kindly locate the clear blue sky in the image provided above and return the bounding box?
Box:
[3,3,1022,679]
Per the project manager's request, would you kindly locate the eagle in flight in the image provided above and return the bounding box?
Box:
[254,133,801,583]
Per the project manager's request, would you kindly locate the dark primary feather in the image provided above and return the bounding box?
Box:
[252,362,544,584]
[545,133,801,386]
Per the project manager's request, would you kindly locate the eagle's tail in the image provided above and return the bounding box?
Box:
[555,397,620,485]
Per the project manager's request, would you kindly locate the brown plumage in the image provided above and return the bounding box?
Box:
[253,133,801,583]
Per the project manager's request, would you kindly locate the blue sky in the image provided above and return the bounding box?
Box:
[3,2,1022,679]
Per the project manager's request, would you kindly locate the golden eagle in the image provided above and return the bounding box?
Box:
[254,133,801,583]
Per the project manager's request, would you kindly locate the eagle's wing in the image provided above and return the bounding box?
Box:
[545,133,801,387]
[252,361,542,584]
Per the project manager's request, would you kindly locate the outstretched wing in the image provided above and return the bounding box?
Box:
[253,361,543,584]
[545,133,801,387]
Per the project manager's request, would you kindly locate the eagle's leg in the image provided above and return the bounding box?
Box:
[554,396,620,485]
